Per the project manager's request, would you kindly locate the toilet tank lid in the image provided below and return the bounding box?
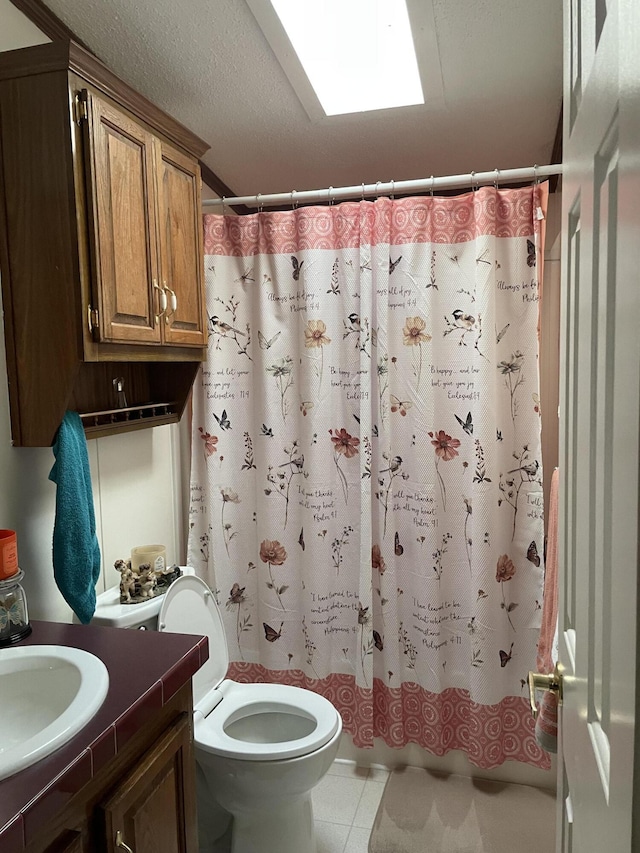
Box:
[158,574,228,703]
[88,567,195,628]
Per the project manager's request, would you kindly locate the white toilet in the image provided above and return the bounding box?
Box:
[93,571,342,853]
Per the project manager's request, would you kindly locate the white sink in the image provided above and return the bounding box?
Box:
[0,645,109,782]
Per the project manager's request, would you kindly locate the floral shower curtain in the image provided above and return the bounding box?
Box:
[188,184,550,770]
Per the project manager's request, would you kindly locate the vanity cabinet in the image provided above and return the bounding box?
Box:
[0,41,209,446]
[44,835,84,853]
[27,690,198,853]
[101,714,196,853]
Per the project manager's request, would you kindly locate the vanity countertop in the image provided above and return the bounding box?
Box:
[0,619,208,851]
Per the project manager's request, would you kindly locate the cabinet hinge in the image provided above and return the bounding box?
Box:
[75,91,88,125]
[87,305,99,333]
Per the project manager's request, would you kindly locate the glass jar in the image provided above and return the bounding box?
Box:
[0,569,32,646]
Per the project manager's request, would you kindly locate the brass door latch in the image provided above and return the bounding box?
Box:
[528,662,563,718]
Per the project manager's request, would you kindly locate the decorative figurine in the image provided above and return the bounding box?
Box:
[115,558,182,604]
[137,564,156,599]
[119,563,137,603]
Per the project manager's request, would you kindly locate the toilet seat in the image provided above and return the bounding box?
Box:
[195,679,340,761]
[159,575,340,761]
[159,574,230,708]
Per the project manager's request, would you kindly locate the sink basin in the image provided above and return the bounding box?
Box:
[0,645,109,782]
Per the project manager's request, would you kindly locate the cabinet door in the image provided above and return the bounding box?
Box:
[101,714,198,853]
[58,837,84,853]
[83,90,162,344]
[155,139,207,347]
[42,830,87,853]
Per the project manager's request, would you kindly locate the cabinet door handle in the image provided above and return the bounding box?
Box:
[153,280,167,324]
[163,285,177,324]
[115,830,134,852]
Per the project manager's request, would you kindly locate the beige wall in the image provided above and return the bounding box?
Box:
[0,0,185,622]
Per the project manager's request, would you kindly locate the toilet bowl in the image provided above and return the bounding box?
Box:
[153,574,342,853]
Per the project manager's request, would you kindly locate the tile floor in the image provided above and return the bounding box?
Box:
[312,760,388,853]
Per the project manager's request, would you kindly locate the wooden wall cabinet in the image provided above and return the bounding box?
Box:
[83,91,206,349]
[0,41,210,446]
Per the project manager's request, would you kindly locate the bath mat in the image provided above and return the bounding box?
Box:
[369,766,555,853]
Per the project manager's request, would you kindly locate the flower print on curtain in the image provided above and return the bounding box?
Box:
[189,184,551,770]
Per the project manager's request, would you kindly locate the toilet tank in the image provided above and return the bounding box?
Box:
[79,566,195,630]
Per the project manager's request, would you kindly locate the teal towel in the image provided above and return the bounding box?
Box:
[48,411,101,623]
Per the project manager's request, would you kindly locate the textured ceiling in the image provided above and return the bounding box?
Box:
[34,0,562,199]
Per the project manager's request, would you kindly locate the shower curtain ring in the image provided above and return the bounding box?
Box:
[361,183,366,201]
[390,179,395,200]
[494,168,500,189]
[533,164,539,185]
[375,180,382,199]
[470,171,477,191]
[328,186,334,205]
[256,192,264,213]
[221,196,226,215]
[291,190,297,210]
[430,175,435,198]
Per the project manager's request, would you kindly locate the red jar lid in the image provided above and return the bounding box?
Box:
[0,530,19,580]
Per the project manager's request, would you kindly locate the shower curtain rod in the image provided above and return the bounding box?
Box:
[202,164,562,210]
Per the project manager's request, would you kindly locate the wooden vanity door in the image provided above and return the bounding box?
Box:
[155,139,207,347]
[44,831,87,852]
[82,90,162,344]
[101,714,198,853]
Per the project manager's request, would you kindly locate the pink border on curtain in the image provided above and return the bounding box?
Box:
[228,662,550,770]
[204,186,540,255]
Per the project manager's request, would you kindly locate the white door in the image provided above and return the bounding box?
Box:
[558,0,640,850]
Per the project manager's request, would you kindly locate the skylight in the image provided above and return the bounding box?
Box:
[269,0,424,116]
